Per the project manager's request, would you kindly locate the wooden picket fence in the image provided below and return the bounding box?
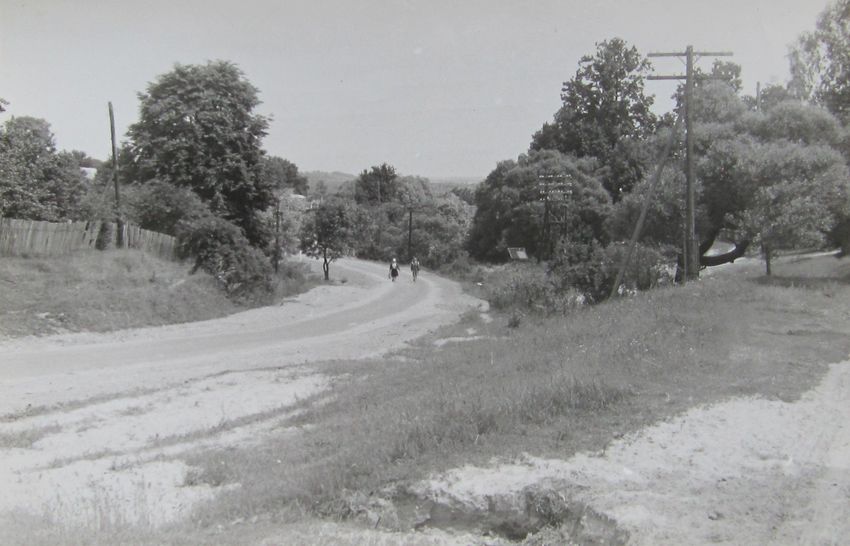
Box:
[121,223,178,261]
[0,218,178,261]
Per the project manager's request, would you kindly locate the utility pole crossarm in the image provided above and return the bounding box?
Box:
[645,46,733,283]
[647,51,687,58]
[648,51,733,58]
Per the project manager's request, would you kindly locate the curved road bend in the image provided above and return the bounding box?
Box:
[0,258,483,416]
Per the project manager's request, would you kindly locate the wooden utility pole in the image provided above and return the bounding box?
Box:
[407,208,414,262]
[108,102,124,248]
[536,173,571,262]
[648,47,732,281]
[274,196,281,273]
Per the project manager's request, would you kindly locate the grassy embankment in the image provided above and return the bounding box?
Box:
[161,253,850,544]
[0,249,316,339]
[9,252,850,545]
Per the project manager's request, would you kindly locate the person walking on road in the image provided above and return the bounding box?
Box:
[389,258,400,282]
[410,257,421,282]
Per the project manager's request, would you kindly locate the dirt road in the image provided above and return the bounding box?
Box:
[0,259,483,534]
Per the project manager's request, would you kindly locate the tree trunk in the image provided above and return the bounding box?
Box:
[763,242,772,276]
[675,232,751,282]
[323,248,330,280]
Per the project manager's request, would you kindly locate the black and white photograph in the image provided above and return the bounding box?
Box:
[1,0,849,543]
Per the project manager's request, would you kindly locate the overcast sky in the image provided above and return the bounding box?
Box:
[0,0,831,179]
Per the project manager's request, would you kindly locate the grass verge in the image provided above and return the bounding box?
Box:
[0,249,317,339]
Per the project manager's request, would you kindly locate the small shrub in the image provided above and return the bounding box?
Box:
[507,312,522,328]
[176,215,273,302]
[485,263,586,315]
[550,239,674,302]
[439,251,485,283]
[600,243,676,292]
[486,263,553,312]
[272,259,316,298]
[548,236,611,303]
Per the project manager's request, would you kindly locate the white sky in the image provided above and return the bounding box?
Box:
[0,0,830,178]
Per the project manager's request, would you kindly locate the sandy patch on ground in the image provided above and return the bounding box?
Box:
[413,359,850,544]
[0,367,326,527]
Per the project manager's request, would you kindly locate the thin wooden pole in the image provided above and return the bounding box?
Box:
[274,196,281,273]
[408,208,413,261]
[648,47,733,282]
[109,102,124,248]
[684,46,698,280]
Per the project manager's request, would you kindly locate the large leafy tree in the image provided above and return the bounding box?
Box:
[531,38,657,199]
[612,81,850,273]
[261,156,309,195]
[0,116,87,220]
[127,61,273,246]
[354,163,399,205]
[789,0,850,121]
[467,149,611,262]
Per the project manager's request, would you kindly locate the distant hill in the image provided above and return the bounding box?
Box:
[429,176,483,195]
[303,171,482,196]
[428,176,483,186]
[303,171,357,195]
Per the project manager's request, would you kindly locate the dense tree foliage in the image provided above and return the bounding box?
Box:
[127,61,274,246]
[530,38,656,199]
[176,214,273,300]
[261,156,309,195]
[789,0,850,121]
[354,163,399,205]
[606,79,850,275]
[299,198,357,280]
[0,117,87,220]
[467,150,611,262]
[128,179,209,236]
[347,166,473,268]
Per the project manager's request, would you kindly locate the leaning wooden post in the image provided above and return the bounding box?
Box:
[609,113,683,300]
[109,102,124,248]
